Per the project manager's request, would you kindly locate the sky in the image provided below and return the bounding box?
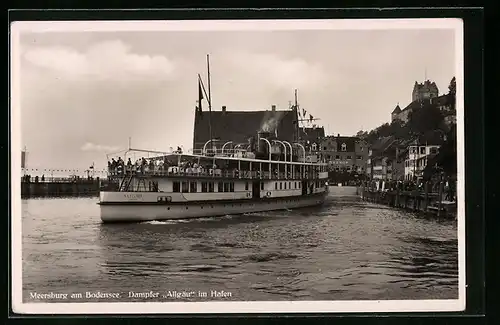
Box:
[13,20,457,171]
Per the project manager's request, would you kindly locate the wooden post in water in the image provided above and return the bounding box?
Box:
[413,182,418,211]
[424,181,429,212]
[437,181,444,217]
[395,184,400,208]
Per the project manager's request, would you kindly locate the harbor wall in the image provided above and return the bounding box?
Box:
[328,185,359,197]
[21,179,107,198]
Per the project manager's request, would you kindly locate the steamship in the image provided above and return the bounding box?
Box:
[99,131,329,223]
[98,56,329,223]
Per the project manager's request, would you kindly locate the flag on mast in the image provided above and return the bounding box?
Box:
[21,147,27,169]
[21,151,26,169]
[197,77,204,114]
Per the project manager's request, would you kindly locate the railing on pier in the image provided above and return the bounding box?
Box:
[21,176,102,184]
[359,180,457,218]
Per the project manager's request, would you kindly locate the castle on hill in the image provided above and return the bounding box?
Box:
[391,79,454,124]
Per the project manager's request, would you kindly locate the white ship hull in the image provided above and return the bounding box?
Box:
[99,192,327,223]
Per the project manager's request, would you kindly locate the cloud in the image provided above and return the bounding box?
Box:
[80,142,121,153]
[23,40,177,80]
[225,52,328,90]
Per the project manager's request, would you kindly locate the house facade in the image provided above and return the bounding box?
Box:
[404,144,440,181]
[319,135,368,174]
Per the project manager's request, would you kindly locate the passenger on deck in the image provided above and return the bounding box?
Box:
[111,158,117,175]
[117,157,124,175]
[141,157,146,173]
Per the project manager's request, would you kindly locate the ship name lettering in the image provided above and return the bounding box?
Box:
[165,290,196,298]
[124,194,142,199]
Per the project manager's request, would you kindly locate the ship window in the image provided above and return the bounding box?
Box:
[223,182,229,192]
[173,181,180,192]
[279,182,282,190]
[218,181,223,192]
[201,182,208,192]
[190,181,197,193]
[347,155,352,159]
[181,181,189,193]
[230,182,234,192]
[209,182,214,192]
[289,182,291,189]
[260,182,264,190]
[245,182,249,190]
[295,182,297,189]
[336,155,340,160]
[275,182,278,190]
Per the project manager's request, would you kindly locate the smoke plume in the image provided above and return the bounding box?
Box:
[259,110,285,134]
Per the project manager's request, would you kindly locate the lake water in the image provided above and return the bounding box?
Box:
[20,188,458,302]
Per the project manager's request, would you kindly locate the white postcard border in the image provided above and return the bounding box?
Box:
[10,18,466,314]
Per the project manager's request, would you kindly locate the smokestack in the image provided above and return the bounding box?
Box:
[257,130,272,154]
[271,105,276,112]
[222,105,226,112]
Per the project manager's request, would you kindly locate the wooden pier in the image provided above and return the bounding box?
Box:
[21,177,108,198]
[358,182,457,219]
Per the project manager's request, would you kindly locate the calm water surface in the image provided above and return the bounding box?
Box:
[21,189,458,302]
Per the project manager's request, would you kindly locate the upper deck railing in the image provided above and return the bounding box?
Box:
[108,165,323,180]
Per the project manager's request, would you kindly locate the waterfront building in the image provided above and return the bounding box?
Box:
[193,104,325,160]
[404,144,440,181]
[369,146,406,181]
[319,135,368,174]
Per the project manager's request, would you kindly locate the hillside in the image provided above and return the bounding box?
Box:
[356,77,457,178]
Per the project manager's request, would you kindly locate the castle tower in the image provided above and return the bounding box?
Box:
[412,80,439,102]
[391,104,401,122]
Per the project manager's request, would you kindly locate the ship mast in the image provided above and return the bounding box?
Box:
[294,89,300,143]
[207,54,213,149]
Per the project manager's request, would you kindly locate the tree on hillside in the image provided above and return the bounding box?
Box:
[448,77,456,111]
[448,77,456,96]
[356,130,369,140]
[407,102,445,135]
[423,124,457,179]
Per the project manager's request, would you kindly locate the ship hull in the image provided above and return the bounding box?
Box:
[99,192,327,223]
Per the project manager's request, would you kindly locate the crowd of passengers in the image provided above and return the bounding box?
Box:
[107,156,223,176]
[107,156,321,179]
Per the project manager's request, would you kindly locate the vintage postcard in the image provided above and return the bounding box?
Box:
[10,18,465,314]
